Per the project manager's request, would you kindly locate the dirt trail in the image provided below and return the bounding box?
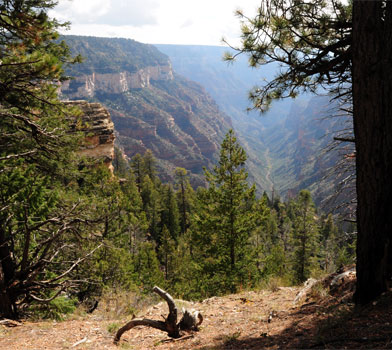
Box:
[1,280,392,350]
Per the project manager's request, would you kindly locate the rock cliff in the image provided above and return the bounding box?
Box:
[62,64,173,98]
[65,100,115,172]
[61,36,231,185]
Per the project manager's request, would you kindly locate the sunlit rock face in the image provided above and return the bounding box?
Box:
[61,64,174,98]
[65,101,115,172]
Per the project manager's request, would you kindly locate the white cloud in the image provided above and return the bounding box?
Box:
[51,0,260,46]
[52,0,159,26]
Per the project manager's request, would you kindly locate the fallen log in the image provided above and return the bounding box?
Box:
[114,286,203,344]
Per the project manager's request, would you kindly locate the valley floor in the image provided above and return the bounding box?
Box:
[1,277,392,350]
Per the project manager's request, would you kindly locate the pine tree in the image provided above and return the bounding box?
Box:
[113,147,129,177]
[290,190,320,283]
[133,241,165,291]
[319,214,339,273]
[160,184,180,241]
[193,130,257,294]
[140,175,162,242]
[158,226,176,280]
[174,167,194,235]
[142,150,157,181]
[230,0,392,303]
[130,153,143,192]
[0,0,83,318]
[352,1,392,304]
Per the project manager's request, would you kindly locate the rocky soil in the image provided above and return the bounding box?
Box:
[1,271,392,350]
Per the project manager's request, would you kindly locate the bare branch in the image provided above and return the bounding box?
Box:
[29,287,65,303]
[41,244,103,284]
[334,137,355,143]
[114,286,203,345]
[0,150,38,161]
[114,318,167,344]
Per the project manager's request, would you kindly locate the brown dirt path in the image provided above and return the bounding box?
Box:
[1,280,392,350]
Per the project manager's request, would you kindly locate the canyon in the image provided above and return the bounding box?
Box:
[61,36,231,186]
[61,36,351,206]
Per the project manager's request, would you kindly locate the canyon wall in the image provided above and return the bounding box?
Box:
[62,64,173,98]
[65,101,115,172]
[61,36,232,186]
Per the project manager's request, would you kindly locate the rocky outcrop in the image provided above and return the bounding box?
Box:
[61,36,232,186]
[107,76,232,186]
[65,101,115,171]
[61,64,173,99]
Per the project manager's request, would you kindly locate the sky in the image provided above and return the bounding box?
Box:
[50,0,261,46]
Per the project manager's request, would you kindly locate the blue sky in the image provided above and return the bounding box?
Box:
[50,0,260,46]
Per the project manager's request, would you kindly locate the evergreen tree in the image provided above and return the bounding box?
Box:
[319,214,339,273]
[113,147,129,177]
[130,153,143,192]
[231,0,392,303]
[160,185,180,241]
[142,150,157,181]
[158,226,176,280]
[352,1,392,304]
[226,0,351,111]
[249,195,278,280]
[290,190,320,283]
[0,0,84,318]
[133,241,165,292]
[193,130,257,294]
[140,175,162,242]
[174,167,194,235]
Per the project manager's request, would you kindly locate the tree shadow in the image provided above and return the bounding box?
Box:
[197,290,392,350]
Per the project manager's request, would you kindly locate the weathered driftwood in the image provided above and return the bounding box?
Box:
[114,286,203,344]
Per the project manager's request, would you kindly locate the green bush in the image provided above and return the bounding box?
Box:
[30,295,77,321]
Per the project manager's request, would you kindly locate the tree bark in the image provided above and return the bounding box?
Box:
[353,1,392,304]
[114,286,177,344]
[0,229,16,318]
[114,286,203,344]
[0,288,14,319]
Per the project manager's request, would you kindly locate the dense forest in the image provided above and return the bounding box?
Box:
[1,0,391,333]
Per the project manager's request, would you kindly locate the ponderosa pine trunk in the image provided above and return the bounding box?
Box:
[353,1,392,305]
[0,252,16,318]
[0,289,13,319]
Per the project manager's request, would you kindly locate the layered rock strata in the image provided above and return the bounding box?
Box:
[62,64,173,98]
[65,101,115,171]
[61,36,232,186]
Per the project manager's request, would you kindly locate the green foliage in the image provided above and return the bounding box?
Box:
[0,1,357,316]
[113,147,129,177]
[227,0,352,111]
[141,175,162,241]
[133,241,165,292]
[160,185,180,240]
[174,167,195,235]
[192,130,258,295]
[107,322,122,335]
[0,0,84,318]
[158,226,176,280]
[289,190,321,283]
[30,295,77,321]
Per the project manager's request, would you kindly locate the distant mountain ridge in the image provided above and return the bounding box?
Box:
[61,36,346,205]
[61,36,232,186]
[155,44,345,205]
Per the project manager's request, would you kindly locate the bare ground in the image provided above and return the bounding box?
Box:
[1,273,392,350]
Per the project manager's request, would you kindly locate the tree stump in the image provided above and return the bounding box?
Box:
[114,286,203,344]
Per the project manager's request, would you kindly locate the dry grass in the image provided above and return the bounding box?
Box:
[1,273,391,350]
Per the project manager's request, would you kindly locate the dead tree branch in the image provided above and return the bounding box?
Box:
[114,286,203,344]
